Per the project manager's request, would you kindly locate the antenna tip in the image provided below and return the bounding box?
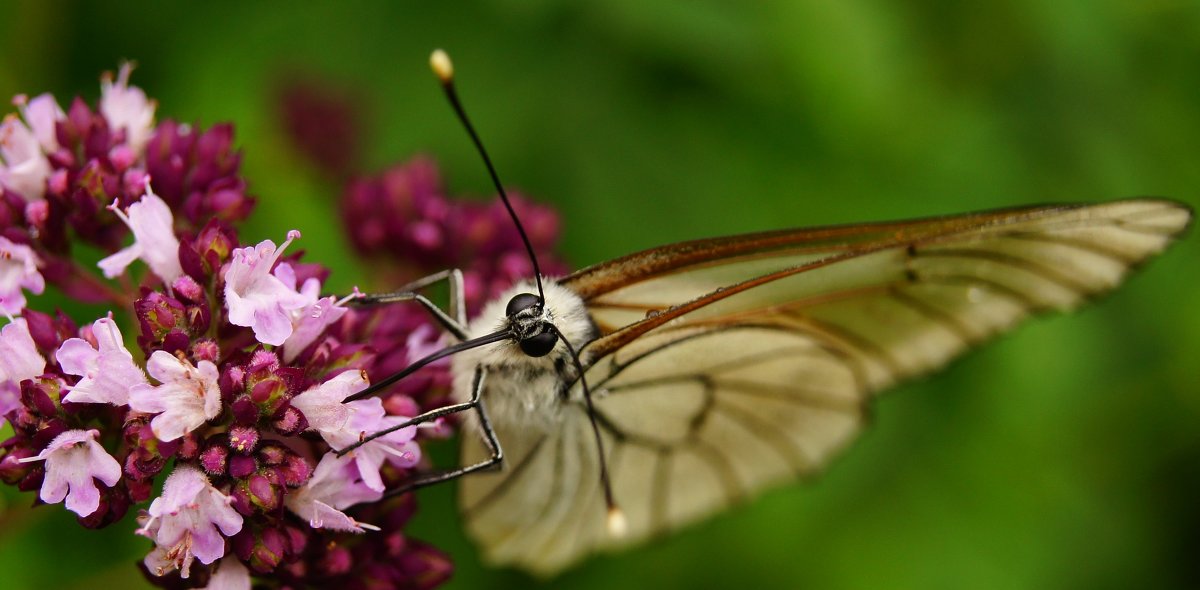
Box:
[606,506,628,538]
[430,49,454,82]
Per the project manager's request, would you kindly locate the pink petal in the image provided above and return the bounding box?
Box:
[54,337,99,376]
[203,557,250,590]
[97,245,141,278]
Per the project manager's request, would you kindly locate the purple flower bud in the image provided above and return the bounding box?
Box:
[182,219,238,279]
[231,395,259,426]
[229,454,256,478]
[228,425,259,454]
[272,405,306,436]
[0,446,37,485]
[192,338,219,363]
[247,349,279,374]
[21,376,63,417]
[200,443,228,475]
[256,442,287,466]
[134,290,187,351]
[398,540,454,590]
[16,308,73,356]
[279,453,311,487]
[232,526,289,573]
[319,545,353,577]
[239,472,280,512]
[172,274,204,302]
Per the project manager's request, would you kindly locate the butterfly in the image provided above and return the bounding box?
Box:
[343,51,1194,577]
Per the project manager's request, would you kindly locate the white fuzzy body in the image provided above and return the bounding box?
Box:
[450,279,597,433]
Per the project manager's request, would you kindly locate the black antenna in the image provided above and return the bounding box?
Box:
[344,329,510,403]
[548,324,627,537]
[430,49,547,304]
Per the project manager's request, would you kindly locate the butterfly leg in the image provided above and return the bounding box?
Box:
[351,268,469,340]
[382,366,503,498]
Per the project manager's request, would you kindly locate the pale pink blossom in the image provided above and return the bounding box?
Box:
[16,93,65,152]
[0,236,44,315]
[224,230,310,346]
[18,429,121,517]
[98,183,183,283]
[0,317,44,417]
[128,352,221,442]
[138,465,243,579]
[290,369,368,437]
[57,316,147,406]
[201,556,251,590]
[0,113,50,201]
[276,263,351,362]
[100,63,156,154]
[285,452,382,533]
[291,370,419,491]
[334,398,420,493]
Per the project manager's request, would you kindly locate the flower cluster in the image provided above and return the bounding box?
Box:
[0,66,570,589]
[342,156,566,315]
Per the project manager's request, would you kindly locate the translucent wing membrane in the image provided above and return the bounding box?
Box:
[459,198,1192,574]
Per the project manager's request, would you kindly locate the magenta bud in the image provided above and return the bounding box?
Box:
[231,396,259,425]
[280,454,311,487]
[228,425,259,454]
[272,405,306,436]
[234,526,289,573]
[248,349,279,373]
[319,545,353,576]
[172,274,204,302]
[229,455,256,478]
[192,339,220,363]
[257,443,287,466]
[243,473,280,512]
[200,444,229,475]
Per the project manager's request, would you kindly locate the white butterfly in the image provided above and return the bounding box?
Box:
[448,199,1191,575]
[343,51,1194,577]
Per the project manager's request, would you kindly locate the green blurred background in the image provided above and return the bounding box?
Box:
[1,1,1197,588]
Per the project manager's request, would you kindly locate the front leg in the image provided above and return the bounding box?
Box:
[352,268,468,340]
[382,366,504,498]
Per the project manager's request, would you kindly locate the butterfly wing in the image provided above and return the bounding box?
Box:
[459,199,1192,575]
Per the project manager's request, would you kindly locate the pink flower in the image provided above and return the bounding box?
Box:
[0,113,51,201]
[100,63,156,155]
[16,93,65,152]
[18,429,121,517]
[290,370,420,492]
[223,230,310,346]
[0,236,44,315]
[201,556,251,590]
[290,369,367,437]
[139,464,243,579]
[285,452,382,533]
[128,352,221,442]
[57,316,147,406]
[0,317,45,417]
[98,183,184,283]
[334,398,420,493]
[276,263,351,362]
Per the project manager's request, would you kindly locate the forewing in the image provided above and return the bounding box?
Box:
[461,198,1192,574]
[578,199,1190,391]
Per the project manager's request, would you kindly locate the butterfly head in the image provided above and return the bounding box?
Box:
[505,292,558,357]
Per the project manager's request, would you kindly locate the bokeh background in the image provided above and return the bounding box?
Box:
[1,1,1197,588]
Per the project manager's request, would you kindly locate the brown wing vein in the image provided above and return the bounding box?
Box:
[712,399,814,473]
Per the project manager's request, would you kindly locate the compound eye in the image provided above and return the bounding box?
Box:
[519,330,558,357]
[506,292,541,317]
